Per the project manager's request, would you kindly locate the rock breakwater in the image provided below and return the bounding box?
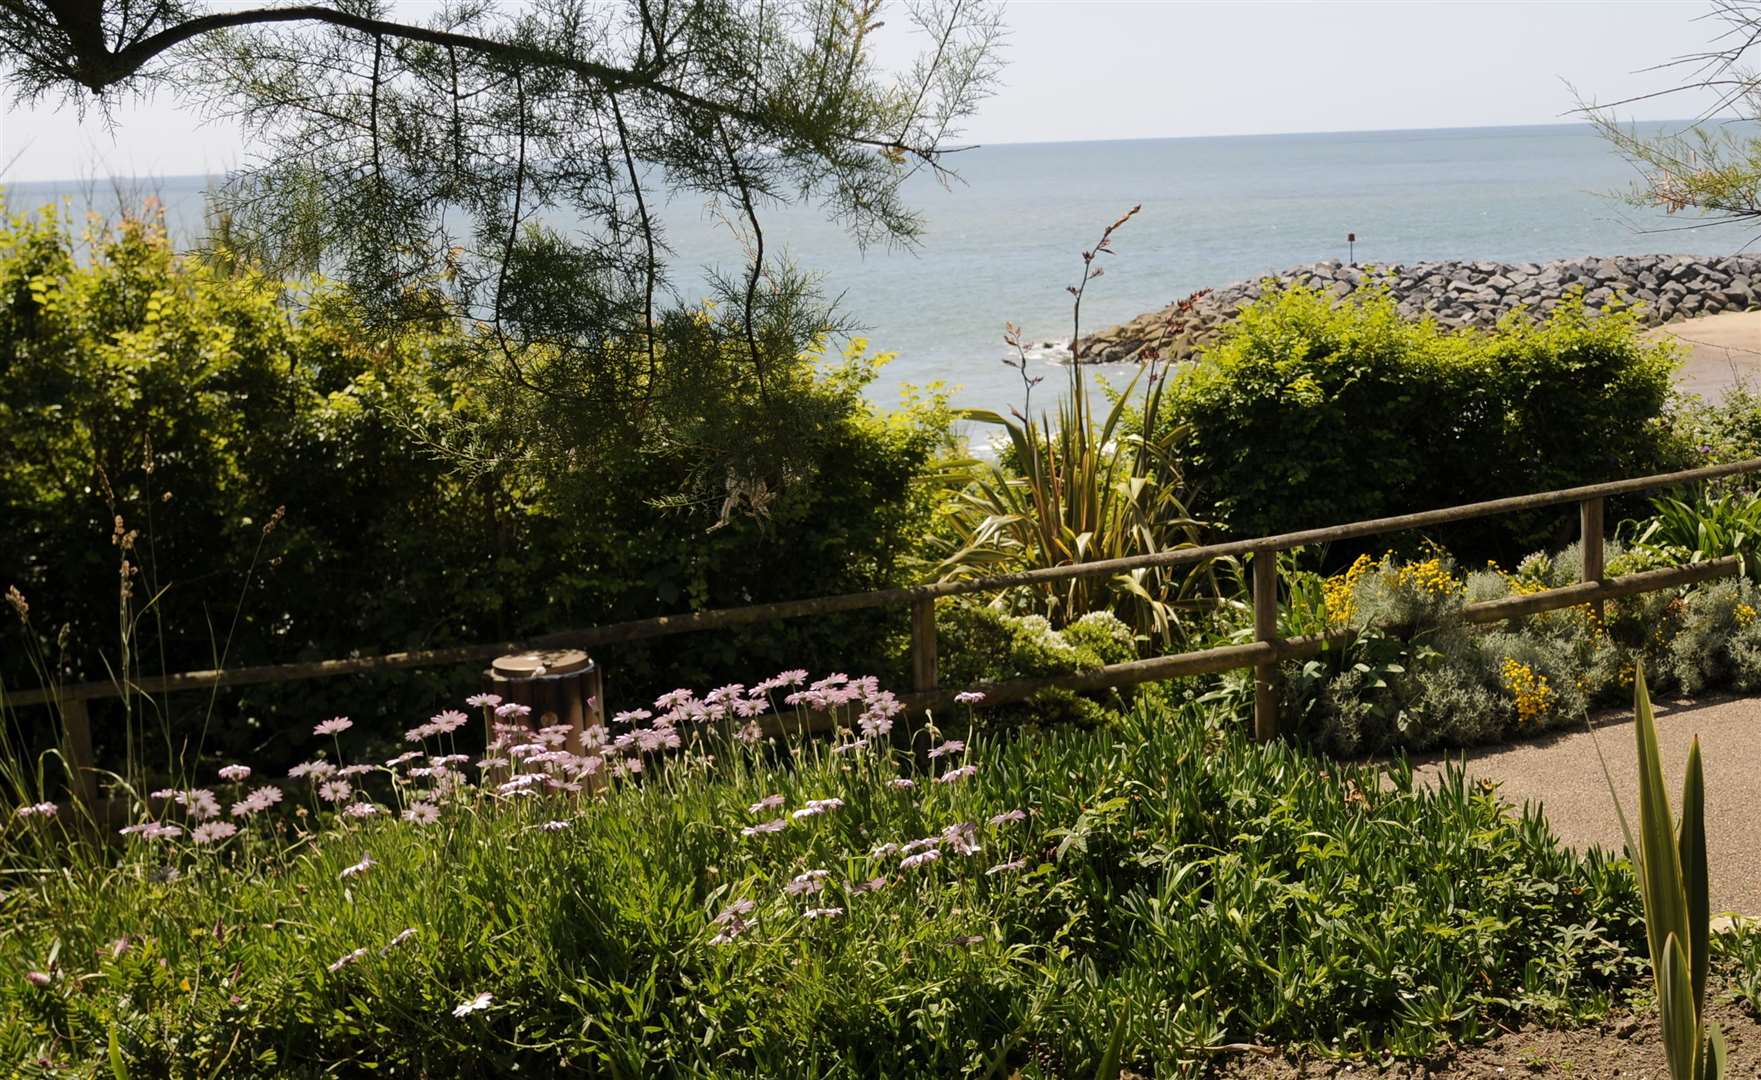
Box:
[1079,254,1761,364]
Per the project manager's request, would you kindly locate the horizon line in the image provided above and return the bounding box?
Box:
[0,116,1712,186]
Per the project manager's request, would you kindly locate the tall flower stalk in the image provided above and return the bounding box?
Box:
[934,208,1213,642]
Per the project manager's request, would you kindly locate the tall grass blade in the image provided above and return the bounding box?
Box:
[1094,1001,1130,1080]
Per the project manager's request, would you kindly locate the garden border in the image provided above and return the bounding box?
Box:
[12,457,1761,806]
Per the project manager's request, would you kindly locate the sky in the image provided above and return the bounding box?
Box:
[0,0,1738,183]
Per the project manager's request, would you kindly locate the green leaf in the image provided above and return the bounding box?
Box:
[1659,933,1701,1080]
[1706,1023,1727,1080]
[1094,1000,1131,1080]
[1634,667,1693,999]
[1680,736,1710,1016]
[108,1023,130,1080]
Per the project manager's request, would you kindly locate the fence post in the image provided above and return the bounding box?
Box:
[1252,551,1280,742]
[1581,497,1605,623]
[60,697,98,813]
[910,596,938,695]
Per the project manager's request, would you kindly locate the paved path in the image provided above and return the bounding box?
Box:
[1649,310,1761,398]
[1414,692,1761,915]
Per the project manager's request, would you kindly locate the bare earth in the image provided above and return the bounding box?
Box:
[1650,311,1761,398]
[1212,995,1761,1077]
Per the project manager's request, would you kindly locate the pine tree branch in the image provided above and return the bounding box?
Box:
[31,0,956,159]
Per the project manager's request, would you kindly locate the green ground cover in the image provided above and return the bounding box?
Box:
[2,685,1652,1076]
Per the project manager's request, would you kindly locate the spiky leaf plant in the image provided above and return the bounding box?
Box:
[1604,665,1727,1080]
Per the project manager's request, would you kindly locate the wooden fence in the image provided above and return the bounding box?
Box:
[11,457,1761,807]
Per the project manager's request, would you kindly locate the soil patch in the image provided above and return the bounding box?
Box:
[1213,985,1761,1077]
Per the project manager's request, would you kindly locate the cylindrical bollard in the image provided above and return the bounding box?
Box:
[486,649,604,761]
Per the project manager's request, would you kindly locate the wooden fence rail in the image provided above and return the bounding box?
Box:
[11,457,1761,808]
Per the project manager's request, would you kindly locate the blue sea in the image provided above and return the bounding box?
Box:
[7,121,1760,411]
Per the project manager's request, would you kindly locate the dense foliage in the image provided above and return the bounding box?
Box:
[1270,484,1761,756]
[0,204,958,775]
[1162,285,1681,560]
[0,687,1646,1076]
[3,0,1003,512]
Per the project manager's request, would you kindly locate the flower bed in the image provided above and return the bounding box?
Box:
[3,677,1646,1075]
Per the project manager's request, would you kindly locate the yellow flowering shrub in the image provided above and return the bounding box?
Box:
[1390,556,1461,600]
[1500,658,1555,727]
[1322,554,1378,627]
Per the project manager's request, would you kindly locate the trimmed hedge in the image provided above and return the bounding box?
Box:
[1162,285,1681,560]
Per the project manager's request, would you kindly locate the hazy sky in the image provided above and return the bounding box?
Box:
[0,0,1735,183]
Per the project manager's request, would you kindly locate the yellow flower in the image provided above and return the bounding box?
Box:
[1501,658,1554,727]
[1736,603,1756,629]
[1322,554,1377,627]
[1391,556,1459,598]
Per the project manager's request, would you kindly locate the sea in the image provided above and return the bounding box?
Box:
[6,120,1760,413]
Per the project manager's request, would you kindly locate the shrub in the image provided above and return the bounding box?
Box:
[932,601,1137,726]
[0,204,959,779]
[1666,578,1761,695]
[1665,383,1761,466]
[1622,485,1761,578]
[1162,285,1679,561]
[0,204,490,768]
[1273,537,1743,756]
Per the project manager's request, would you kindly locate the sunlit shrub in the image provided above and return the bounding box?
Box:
[1163,285,1679,562]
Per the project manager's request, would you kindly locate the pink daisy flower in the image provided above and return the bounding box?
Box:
[430,709,470,734]
[900,849,941,870]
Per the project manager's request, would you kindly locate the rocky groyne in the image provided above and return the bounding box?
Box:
[1078,254,1761,364]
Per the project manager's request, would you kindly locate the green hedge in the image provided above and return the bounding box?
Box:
[0,203,956,774]
[1162,284,1681,560]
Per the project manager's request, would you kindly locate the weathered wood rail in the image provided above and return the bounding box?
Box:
[11,457,1761,806]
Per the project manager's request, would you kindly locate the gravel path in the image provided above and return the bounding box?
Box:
[1414,692,1761,916]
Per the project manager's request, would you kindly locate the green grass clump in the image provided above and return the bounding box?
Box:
[1,688,1643,1077]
